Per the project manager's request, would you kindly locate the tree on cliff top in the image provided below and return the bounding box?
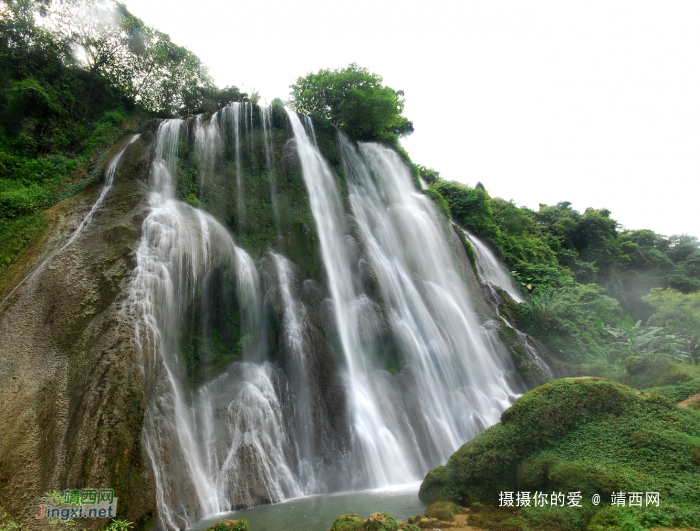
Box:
[289,63,414,142]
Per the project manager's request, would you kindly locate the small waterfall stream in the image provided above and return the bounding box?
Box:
[0,134,140,309]
[457,227,554,378]
[460,227,525,303]
[130,109,539,530]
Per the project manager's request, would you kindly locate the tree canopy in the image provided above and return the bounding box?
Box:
[289,63,414,142]
[0,0,250,272]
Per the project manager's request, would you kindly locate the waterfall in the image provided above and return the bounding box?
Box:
[130,109,538,530]
[194,113,222,189]
[221,103,246,230]
[287,112,521,485]
[460,228,525,303]
[260,105,280,228]
[457,229,556,378]
[130,120,304,529]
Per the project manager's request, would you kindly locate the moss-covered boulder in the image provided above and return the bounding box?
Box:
[419,377,700,509]
[330,513,364,531]
[205,520,248,531]
[363,512,399,531]
[423,501,461,521]
[330,512,409,531]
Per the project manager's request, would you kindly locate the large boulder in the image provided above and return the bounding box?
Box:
[330,512,413,531]
[330,513,364,531]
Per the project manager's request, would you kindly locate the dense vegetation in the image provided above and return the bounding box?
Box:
[0,0,249,280]
[412,171,700,530]
[419,377,700,531]
[423,169,700,370]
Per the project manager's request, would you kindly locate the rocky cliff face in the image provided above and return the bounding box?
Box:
[0,131,156,527]
[0,109,565,530]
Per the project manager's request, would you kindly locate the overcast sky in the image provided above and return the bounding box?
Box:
[125,0,699,238]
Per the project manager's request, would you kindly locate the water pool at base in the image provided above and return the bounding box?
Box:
[189,483,426,531]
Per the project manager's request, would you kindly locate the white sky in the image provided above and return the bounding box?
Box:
[125,0,700,238]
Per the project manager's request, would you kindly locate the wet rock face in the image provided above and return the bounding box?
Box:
[259,250,352,490]
[0,135,154,527]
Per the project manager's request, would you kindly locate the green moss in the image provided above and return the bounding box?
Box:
[467,503,588,531]
[330,514,364,531]
[330,513,403,531]
[204,519,248,531]
[363,513,399,531]
[424,501,460,521]
[0,209,47,279]
[508,342,550,388]
[588,504,700,531]
[575,352,700,402]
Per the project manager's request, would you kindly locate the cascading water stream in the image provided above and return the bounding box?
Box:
[270,252,320,487]
[221,103,245,230]
[194,113,222,188]
[127,108,552,531]
[131,119,308,530]
[287,113,414,486]
[456,228,554,377]
[0,134,140,309]
[260,106,280,228]
[460,227,525,303]
[287,112,522,486]
[129,120,221,528]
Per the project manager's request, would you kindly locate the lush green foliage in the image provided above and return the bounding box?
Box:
[427,175,700,368]
[289,63,413,142]
[417,165,440,185]
[419,378,700,530]
[644,288,700,364]
[44,0,248,116]
[0,0,245,277]
[329,512,416,531]
[517,284,621,363]
[204,519,248,531]
[421,189,450,219]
